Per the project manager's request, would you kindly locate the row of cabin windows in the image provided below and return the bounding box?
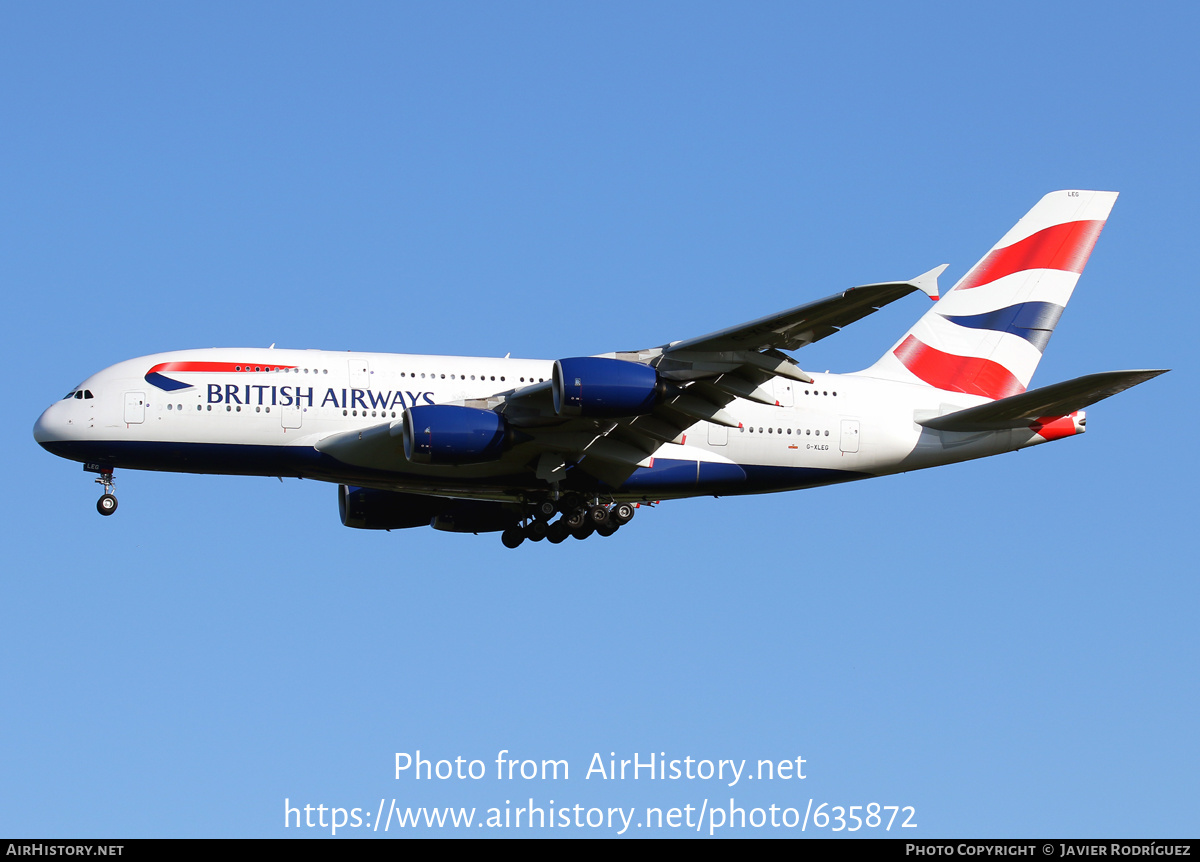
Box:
[224,365,550,383]
[398,373,548,383]
[176,404,399,419]
[227,368,553,385]
[742,426,830,436]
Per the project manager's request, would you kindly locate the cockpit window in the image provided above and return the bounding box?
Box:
[63,391,76,400]
[62,390,94,400]
[82,390,93,399]
[75,391,84,399]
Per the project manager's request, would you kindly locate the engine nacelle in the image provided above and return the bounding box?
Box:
[338,485,447,530]
[338,486,517,533]
[552,356,665,417]
[430,500,519,533]
[402,404,511,465]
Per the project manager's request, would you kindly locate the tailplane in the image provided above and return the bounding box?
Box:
[917,369,1167,432]
[861,190,1119,399]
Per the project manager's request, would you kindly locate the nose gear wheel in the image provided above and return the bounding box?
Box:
[94,470,118,517]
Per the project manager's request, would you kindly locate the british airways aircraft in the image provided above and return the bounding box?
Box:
[34,191,1165,547]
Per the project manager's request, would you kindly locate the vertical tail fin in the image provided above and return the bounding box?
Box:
[861,190,1119,399]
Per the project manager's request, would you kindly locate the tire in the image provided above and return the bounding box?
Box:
[547,520,569,543]
[97,494,118,516]
[587,505,610,527]
[597,523,618,537]
[536,499,557,520]
[527,520,548,542]
[612,502,635,525]
[501,527,525,549]
[565,509,587,530]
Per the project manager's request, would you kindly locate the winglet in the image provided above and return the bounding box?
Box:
[910,264,948,301]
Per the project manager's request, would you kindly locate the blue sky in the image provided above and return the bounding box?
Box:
[2,2,1196,837]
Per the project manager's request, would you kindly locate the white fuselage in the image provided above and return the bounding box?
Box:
[34,347,1071,503]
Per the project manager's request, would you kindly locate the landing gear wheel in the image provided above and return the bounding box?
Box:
[93,469,117,516]
[547,520,570,543]
[565,509,587,530]
[501,527,525,549]
[526,520,548,542]
[571,521,595,540]
[587,504,610,527]
[535,499,557,520]
[596,522,618,537]
[612,502,635,525]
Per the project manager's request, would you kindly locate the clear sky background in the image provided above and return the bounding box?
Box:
[2,2,1196,838]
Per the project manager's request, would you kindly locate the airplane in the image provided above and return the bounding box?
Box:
[34,190,1166,548]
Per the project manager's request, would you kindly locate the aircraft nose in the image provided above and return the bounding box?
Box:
[33,402,64,447]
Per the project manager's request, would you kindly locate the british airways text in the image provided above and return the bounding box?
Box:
[207,385,435,410]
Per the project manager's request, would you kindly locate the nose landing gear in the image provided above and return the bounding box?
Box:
[94,469,118,516]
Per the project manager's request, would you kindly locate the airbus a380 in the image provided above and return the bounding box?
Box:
[34,190,1165,547]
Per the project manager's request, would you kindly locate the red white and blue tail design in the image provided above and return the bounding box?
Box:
[862,190,1119,399]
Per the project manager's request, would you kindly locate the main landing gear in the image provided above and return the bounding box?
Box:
[94,468,118,516]
[500,497,638,549]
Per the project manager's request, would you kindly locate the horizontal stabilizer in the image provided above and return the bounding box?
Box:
[918,369,1168,431]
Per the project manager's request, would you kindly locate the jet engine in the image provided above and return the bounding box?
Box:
[339,486,517,533]
[552,356,667,417]
[338,485,448,530]
[401,405,512,465]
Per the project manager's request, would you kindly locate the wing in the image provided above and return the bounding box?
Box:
[317,266,945,490]
[662,263,946,356]
[493,266,947,487]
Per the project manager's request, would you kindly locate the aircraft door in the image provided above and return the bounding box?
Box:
[708,423,728,446]
[349,359,370,389]
[839,419,860,453]
[123,391,146,424]
[281,404,302,430]
[774,379,795,407]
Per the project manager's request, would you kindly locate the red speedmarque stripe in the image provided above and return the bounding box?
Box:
[956,219,1105,291]
[147,361,296,374]
[893,336,1026,400]
[1031,414,1079,441]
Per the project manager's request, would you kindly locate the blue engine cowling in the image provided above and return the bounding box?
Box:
[552,357,665,417]
[401,404,511,465]
[339,485,517,533]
